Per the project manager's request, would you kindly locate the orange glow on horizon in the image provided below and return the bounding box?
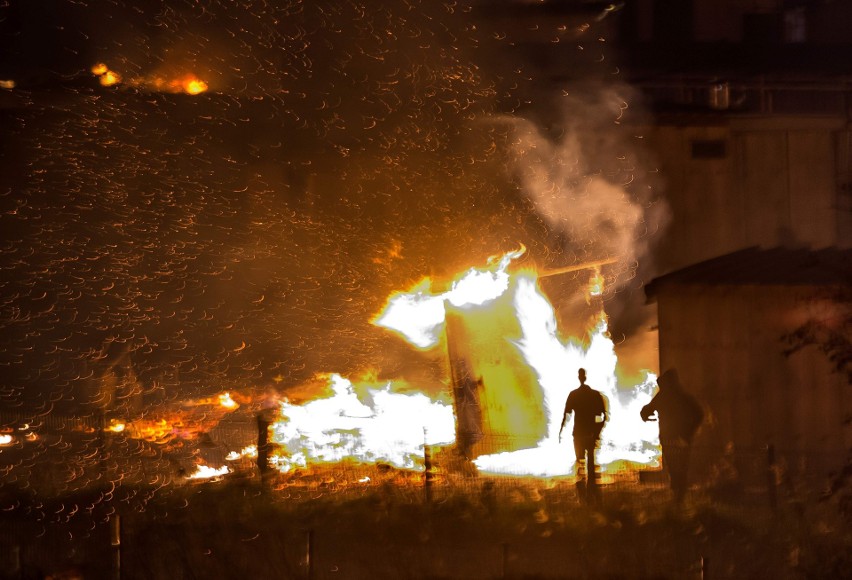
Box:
[90,64,209,94]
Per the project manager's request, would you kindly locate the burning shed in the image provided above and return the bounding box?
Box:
[645,246,851,487]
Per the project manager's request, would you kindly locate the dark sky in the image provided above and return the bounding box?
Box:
[0,1,663,414]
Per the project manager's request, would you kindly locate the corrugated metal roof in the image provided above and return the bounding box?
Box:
[645,246,852,299]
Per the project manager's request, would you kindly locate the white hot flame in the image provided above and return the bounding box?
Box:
[374,249,521,348]
[187,464,230,480]
[269,374,455,473]
[226,445,258,461]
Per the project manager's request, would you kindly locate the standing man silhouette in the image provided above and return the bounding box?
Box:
[560,368,608,502]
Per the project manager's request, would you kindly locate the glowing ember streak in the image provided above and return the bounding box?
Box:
[0,80,15,89]
[187,464,230,480]
[0,434,12,446]
[105,421,126,433]
[269,374,454,473]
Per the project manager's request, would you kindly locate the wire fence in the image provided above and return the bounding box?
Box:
[0,461,842,580]
[1,419,848,579]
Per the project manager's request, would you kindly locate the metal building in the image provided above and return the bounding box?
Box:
[645,246,851,486]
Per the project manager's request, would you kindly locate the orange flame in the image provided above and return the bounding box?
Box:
[91,63,122,87]
[187,464,229,480]
[90,64,208,95]
[182,77,208,95]
[105,392,241,446]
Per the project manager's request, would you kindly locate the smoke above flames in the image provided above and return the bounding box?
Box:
[502,84,669,299]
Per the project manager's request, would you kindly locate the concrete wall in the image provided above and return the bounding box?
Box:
[656,283,849,484]
[642,116,847,273]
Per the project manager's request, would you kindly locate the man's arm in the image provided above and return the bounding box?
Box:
[558,399,571,442]
[640,395,658,421]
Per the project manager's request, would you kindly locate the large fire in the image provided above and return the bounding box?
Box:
[101,251,660,482]
[264,249,660,478]
[375,250,659,476]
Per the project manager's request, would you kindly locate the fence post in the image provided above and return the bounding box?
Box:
[304,529,314,580]
[11,545,20,580]
[110,514,121,580]
[424,429,433,504]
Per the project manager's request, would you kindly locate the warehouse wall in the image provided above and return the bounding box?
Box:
[641,116,847,274]
[656,283,849,485]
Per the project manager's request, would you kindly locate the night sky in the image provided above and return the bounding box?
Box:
[0,1,666,414]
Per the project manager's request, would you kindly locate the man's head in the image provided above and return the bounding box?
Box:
[578,368,586,384]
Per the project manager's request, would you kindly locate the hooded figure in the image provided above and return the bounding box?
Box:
[641,369,704,500]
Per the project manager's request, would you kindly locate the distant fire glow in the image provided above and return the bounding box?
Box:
[182,78,209,95]
[90,63,208,94]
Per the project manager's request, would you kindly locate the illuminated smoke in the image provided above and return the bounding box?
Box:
[502,86,663,284]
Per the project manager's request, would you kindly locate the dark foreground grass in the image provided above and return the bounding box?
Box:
[1,471,850,579]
